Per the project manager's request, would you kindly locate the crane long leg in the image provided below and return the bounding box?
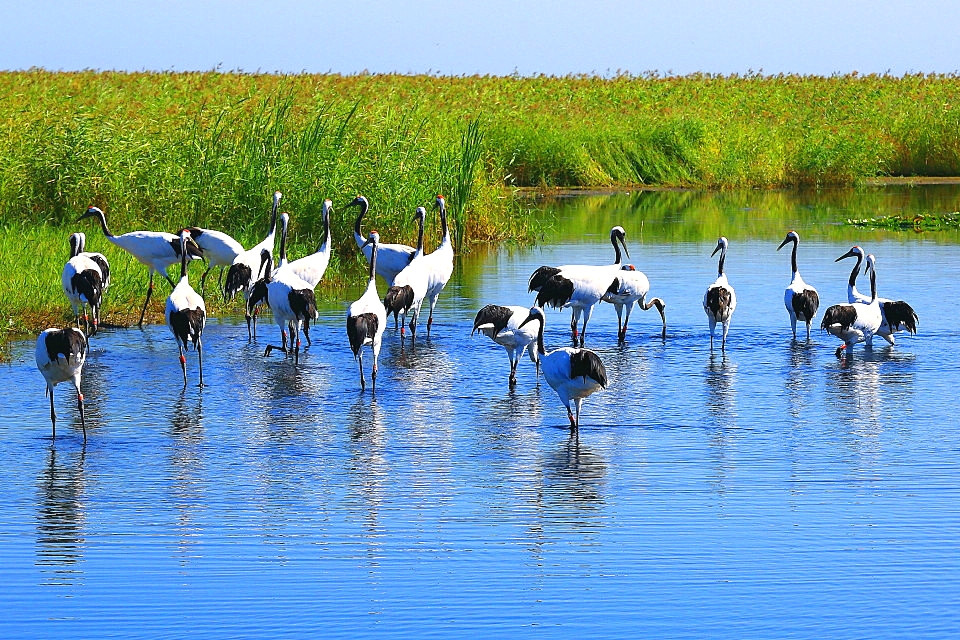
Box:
[358,351,365,390]
[49,386,56,440]
[178,342,187,386]
[76,385,86,442]
[199,265,213,295]
[197,338,204,387]
[138,271,155,328]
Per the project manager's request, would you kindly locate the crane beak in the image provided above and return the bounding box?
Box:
[620,235,631,260]
[711,243,721,257]
[835,249,856,262]
[776,237,790,251]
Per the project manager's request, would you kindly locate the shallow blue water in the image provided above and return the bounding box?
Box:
[2,191,960,638]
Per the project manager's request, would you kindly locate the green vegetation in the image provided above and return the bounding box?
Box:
[3,70,960,343]
[846,212,960,231]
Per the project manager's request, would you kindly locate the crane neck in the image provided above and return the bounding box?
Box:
[266,195,280,242]
[869,264,877,302]
[353,199,369,239]
[848,253,862,289]
[439,200,449,244]
[91,209,113,238]
[535,316,546,355]
[368,241,378,284]
[278,217,288,264]
[789,237,799,275]
[717,246,726,277]
[179,235,190,282]
[416,213,425,255]
[612,234,622,265]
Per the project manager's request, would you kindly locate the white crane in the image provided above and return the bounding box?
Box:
[529,227,630,346]
[78,205,203,328]
[835,245,918,344]
[347,194,417,285]
[286,198,333,288]
[418,194,455,336]
[224,191,282,338]
[518,306,608,430]
[471,304,540,387]
[165,230,206,387]
[598,226,666,342]
[821,253,882,358]
[347,231,387,391]
[74,232,111,291]
[35,326,88,442]
[777,230,820,341]
[383,208,430,338]
[261,217,318,364]
[62,233,104,335]
[703,236,737,351]
[175,225,244,295]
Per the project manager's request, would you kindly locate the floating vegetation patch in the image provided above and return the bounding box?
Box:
[845,212,960,231]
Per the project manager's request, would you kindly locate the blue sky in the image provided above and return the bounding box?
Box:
[5,0,960,76]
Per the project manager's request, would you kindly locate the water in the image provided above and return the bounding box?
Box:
[3,187,960,638]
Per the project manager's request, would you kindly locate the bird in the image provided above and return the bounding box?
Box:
[777,230,820,341]
[78,205,203,328]
[703,236,737,351]
[74,231,111,292]
[528,227,628,347]
[35,326,88,442]
[518,306,608,430]
[383,208,430,339]
[347,194,418,285]
[835,245,918,345]
[175,225,244,295]
[347,231,387,391]
[224,191,282,338]
[420,194,455,336]
[262,215,318,364]
[286,198,333,289]
[471,304,540,387]
[598,226,666,342]
[62,233,104,335]
[821,253,882,358]
[165,229,207,387]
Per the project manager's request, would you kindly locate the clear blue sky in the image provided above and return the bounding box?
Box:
[5,0,960,77]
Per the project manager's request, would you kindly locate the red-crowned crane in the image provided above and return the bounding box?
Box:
[472,304,540,387]
[835,245,918,345]
[224,191,281,338]
[175,225,244,295]
[347,231,387,391]
[777,230,820,341]
[35,326,88,442]
[347,195,417,285]
[75,232,111,292]
[528,226,630,347]
[703,236,737,351]
[421,194,455,336]
[261,214,317,364]
[62,233,104,335]
[518,306,608,430]
[821,253,882,358]
[383,208,430,338]
[78,205,202,328]
[165,230,206,387]
[598,226,666,342]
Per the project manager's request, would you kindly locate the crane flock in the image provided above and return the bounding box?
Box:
[35,191,921,441]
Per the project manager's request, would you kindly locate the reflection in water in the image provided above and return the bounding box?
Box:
[346,395,388,614]
[541,433,608,522]
[36,447,86,586]
[785,342,817,421]
[169,391,205,564]
[705,353,738,500]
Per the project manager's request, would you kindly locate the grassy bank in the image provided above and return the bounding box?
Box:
[3,70,960,344]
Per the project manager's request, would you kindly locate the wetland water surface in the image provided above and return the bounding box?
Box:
[2,187,960,638]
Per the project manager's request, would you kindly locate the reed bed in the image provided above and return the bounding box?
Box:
[3,70,960,343]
